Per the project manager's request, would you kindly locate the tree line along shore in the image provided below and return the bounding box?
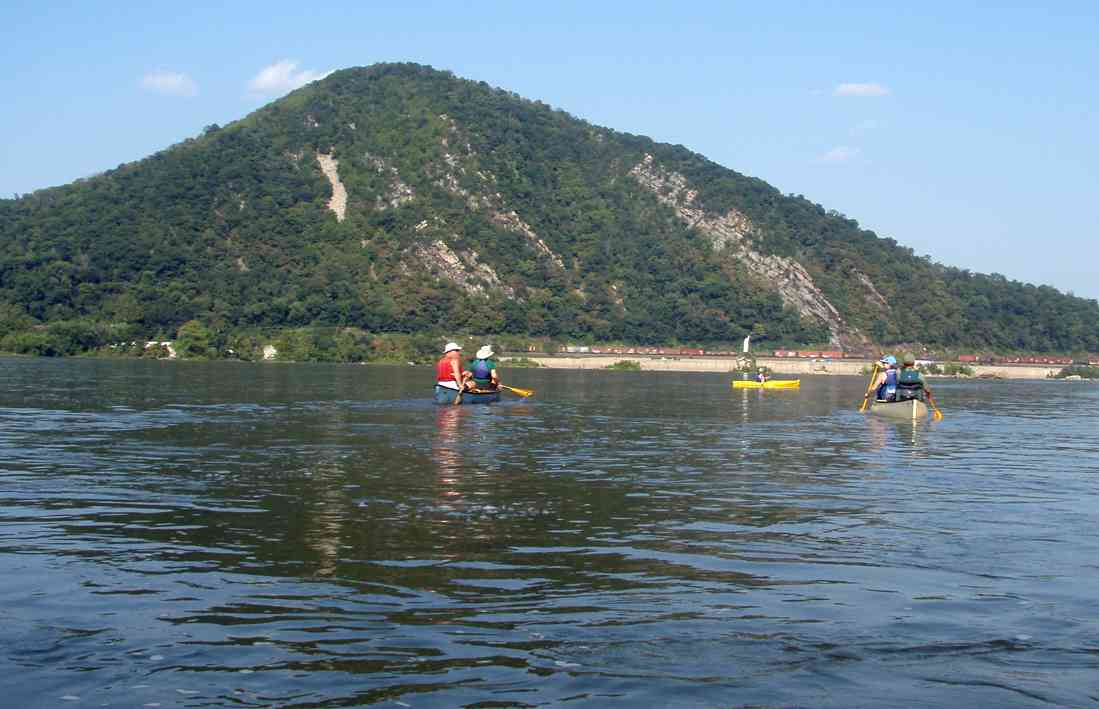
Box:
[3,325,1095,381]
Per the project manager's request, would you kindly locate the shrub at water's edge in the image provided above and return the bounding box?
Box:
[503,357,543,368]
[605,360,642,371]
[918,362,975,377]
[1053,365,1099,379]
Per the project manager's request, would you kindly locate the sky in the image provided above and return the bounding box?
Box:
[2,1,1097,298]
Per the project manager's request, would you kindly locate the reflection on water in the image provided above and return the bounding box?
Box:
[864,415,928,455]
[433,406,464,480]
[1,358,1098,708]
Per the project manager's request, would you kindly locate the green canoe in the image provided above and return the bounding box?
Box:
[869,399,929,420]
[433,385,501,405]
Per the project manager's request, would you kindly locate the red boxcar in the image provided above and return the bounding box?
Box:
[957,355,979,362]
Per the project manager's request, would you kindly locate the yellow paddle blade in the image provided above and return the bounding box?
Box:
[502,385,534,398]
[858,363,880,412]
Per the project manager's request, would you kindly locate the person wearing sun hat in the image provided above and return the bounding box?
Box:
[895,352,929,402]
[467,344,500,390]
[434,341,472,404]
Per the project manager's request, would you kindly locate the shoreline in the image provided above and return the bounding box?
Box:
[0,352,1081,382]
[506,355,1066,381]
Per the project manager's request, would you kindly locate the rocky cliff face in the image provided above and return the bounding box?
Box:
[409,238,514,297]
[429,115,565,270]
[629,154,866,346]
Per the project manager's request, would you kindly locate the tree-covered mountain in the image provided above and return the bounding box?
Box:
[2,62,1097,358]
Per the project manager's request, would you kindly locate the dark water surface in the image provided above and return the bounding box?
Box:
[2,358,1097,708]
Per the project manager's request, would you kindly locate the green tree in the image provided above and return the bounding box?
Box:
[176,320,213,359]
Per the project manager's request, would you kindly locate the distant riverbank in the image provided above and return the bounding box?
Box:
[0,349,1081,381]
[507,354,1065,381]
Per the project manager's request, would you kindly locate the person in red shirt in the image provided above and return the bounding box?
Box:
[434,342,471,404]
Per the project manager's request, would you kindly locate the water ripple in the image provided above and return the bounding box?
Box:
[1,360,1097,707]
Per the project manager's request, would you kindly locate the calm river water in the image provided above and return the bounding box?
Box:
[1,358,1097,708]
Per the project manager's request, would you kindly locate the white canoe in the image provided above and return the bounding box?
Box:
[869,399,929,420]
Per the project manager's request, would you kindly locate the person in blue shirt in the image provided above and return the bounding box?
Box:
[874,355,898,401]
[467,345,500,390]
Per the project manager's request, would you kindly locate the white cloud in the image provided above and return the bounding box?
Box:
[140,71,198,97]
[834,82,889,97]
[247,60,329,96]
[818,146,861,164]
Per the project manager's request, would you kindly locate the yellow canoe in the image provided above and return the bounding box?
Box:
[732,379,801,389]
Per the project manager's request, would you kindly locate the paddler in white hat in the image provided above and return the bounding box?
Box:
[467,344,500,391]
[434,341,472,404]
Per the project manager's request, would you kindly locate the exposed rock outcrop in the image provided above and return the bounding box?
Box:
[364,153,415,210]
[315,153,347,222]
[629,154,857,345]
[433,115,565,270]
[855,270,889,312]
[409,239,514,297]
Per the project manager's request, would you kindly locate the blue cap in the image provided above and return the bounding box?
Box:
[880,355,897,365]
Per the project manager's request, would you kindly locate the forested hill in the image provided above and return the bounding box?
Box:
[2,62,1097,358]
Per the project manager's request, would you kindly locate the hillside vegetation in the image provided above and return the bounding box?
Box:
[1,63,1096,359]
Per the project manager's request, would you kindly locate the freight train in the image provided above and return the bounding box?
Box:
[559,346,848,358]
[557,345,1093,365]
[956,354,1077,365]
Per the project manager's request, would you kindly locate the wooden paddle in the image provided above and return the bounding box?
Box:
[859,363,880,412]
[925,389,944,421]
[500,384,534,398]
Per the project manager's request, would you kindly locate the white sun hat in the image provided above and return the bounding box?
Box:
[476,345,495,359]
[443,341,462,354]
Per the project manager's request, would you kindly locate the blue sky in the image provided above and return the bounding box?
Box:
[3,1,1097,297]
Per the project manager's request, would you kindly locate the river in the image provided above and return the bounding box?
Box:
[1,357,1097,707]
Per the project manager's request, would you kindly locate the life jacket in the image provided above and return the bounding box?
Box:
[898,368,923,386]
[436,357,461,389]
[896,367,925,401]
[470,358,493,382]
[878,368,898,400]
